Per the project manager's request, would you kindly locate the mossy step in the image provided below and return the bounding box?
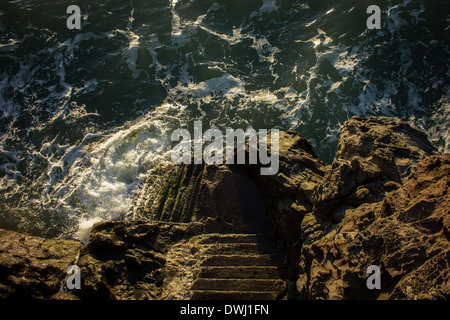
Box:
[200,254,282,267]
[191,290,279,300]
[198,234,274,245]
[202,243,277,255]
[192,278,286,292]
[198,266,286,280]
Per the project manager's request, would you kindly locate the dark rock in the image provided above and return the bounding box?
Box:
[239,131,327,267]
[133,161,271,234]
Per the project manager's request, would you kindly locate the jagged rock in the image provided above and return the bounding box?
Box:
[0,229,82,299]
[312,116,438,219]
[297,155,450,300]
[239,131,327,266]
[77,221,203,299]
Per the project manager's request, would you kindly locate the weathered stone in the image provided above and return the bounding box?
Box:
[0,229,82,299]
[76,220,203,299]
[132,163,270,234]
[312,116,438,219]
[239,131,327,266]
[297,155,450,300]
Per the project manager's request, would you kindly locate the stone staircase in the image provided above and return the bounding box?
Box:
[190,233,288,300]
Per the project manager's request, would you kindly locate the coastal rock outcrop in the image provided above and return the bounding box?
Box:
[132,162,270,234]
[0,221,204,299]
[239,131,327,266]
[0,116,448,300]
[131,130,327,271]
[132,130,326,235]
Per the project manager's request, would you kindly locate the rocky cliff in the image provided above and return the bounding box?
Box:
[0,116,448,300]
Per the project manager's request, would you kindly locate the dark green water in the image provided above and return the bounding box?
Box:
[0,0,449,238]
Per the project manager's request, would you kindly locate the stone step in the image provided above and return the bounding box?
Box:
[200,254,282,267]
[198,233,274,245]
[202,243,277,255]
[192,278,286,292]
[188,232,286,300]
[191,290,280,300]
[198,266,285,279]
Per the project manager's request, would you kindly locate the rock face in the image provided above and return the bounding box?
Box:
[78,221,203,299]
[312,116,438,220]
[132,130,327,267]
[297,154,450,299]
[1,116,448,300]
[239,131,327,268]
[0,229,82,299]
[132,163,270,234]
[0,221,205,299]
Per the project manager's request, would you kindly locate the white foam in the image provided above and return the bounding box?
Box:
[305,19,317,28]
[251,37,281,64]
[0,38,19,52]
[168,74,245,101]
[259,0,279,15]
[75,217,102,244]
[73,79,98,97]
[170,1,210,48]
[45,104,185,241]
[249,89,279,104]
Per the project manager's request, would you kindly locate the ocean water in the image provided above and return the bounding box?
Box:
[0,0,449,240]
